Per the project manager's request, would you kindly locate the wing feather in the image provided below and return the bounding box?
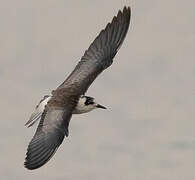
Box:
[24,106,73,170]
[56,6,131,95]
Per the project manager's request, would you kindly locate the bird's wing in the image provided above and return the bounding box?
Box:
[55,6,131,96]
[24,104,73,170]
[25,95,51,128]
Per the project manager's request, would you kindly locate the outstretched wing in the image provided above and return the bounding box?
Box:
[56,6,131,95]
[24,105,73,170]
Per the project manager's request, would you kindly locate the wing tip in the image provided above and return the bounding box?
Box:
[112,6,131,50]
[24,149,56,170]
[122,6,131,15]
[119,6,131,24]
[24,138,58,170]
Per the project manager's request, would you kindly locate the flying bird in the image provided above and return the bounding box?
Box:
[24,6,131,170]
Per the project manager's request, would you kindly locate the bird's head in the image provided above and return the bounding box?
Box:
[75,95,106,113]
[84,96,106,109]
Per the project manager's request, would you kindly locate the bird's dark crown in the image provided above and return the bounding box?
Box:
[81,96,95,105]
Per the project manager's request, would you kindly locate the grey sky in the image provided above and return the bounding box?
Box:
[1,0,195,179]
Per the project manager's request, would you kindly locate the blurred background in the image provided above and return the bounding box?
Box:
[1,0,195,179]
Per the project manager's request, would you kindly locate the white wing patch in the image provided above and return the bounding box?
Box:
[25,95,51,128]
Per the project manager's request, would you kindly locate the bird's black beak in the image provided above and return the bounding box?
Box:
[96,104,107,109]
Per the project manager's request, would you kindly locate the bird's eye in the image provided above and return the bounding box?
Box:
[85,98,94,105]
[86,101,94,105]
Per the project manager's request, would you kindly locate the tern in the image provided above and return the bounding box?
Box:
[24,6,131,170]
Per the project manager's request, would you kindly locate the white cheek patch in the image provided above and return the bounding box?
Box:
[73,97,96,114]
